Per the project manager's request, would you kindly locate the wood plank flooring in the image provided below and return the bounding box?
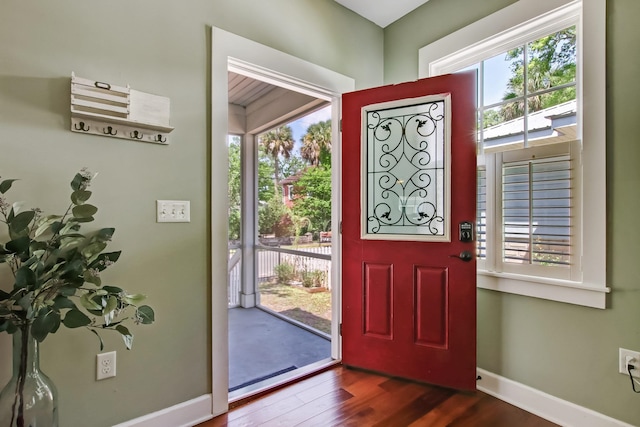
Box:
[199,366,558,427]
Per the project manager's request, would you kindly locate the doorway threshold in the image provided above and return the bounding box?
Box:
[229,358,340,405]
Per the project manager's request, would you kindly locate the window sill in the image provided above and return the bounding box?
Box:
[477,270,610,309]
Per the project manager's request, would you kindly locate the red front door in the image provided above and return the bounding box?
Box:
[341,72,477,390]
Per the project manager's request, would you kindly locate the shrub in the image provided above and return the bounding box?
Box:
[274,262,296,283]
[301,269,326,288]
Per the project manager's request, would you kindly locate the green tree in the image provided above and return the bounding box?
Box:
[280,154,307,179]
[257,145,276,204]
[501,27,576,120]
[300,120,331,166]
[258,188,287,235]
[228,136,241,241]
[259,126,295,188]
[292,166,332,234]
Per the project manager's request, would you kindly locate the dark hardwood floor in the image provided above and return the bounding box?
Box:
[199,366,558,426]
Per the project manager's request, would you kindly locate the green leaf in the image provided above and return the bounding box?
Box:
[58,220,80,235]
[102,285,123,294]
[95,228,115,242]
[74,216,95,223]
[80,293,102,311]
[104,295,117,313]
[59,235,86,250]
[15,266,37,290]
[61,259,84,278]
[58,286,77,297]
[8,210,36,234]
[71,190,92,205]
[89,252,121,271]
[29,241,47,252]
[83,269,101,286]
[0,179,18,194]
[62,309,91,328]
[34,215,62,238]
[81,242,107,262]
[51,221,63,233]
[72,204,97,219]
[6,236,30,255]
[116,325,133,350]
[70,173,87,191]
[32,309,60,342]
[137,305,155,324]
[123,294,146,306]
[52,295,76,310]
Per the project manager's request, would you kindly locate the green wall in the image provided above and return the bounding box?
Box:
[385,0,640,425]
[0,1,381,426]
[4,0,639,425]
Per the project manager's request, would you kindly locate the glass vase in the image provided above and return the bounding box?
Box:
[0,324,58,427]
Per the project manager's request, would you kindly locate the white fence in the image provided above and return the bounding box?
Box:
[228,246,332,308]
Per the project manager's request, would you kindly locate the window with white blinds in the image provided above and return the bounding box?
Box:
[477,168,487,261]
[421,0,607,307]
[502,155,571,268]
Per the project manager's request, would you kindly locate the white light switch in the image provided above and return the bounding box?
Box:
[157,200,190,222]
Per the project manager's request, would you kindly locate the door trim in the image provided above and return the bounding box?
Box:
[211,26,354,417]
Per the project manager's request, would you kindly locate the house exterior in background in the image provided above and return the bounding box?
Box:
[279,170,305,208]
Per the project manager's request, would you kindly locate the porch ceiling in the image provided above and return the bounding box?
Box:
[228,71,279,107]
[228,71,329,135]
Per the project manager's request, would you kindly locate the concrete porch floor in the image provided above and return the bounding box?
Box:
[228,307,332,393]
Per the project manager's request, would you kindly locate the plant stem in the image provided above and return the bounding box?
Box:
[9,323,29,427]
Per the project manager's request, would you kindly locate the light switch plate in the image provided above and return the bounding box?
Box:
[157,200,190,222]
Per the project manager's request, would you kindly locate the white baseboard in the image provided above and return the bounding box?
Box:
[112,394,213,427]
[114,370,635,427]
[477,368,635,427]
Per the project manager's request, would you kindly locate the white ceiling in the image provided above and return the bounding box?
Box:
[334,0,431,28]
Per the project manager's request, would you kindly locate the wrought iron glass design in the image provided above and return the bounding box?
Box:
[363,97,450,240]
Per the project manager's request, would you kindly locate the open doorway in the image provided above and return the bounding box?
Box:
[226,69,336,400]
[210,27,354,416]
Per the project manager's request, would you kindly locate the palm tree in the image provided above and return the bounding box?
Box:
[500,27,576,121]
[301,120,331,166]
[259,125,295,186]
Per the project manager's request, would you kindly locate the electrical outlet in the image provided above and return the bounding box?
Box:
[618,348,640,378]
[96,351,116,380]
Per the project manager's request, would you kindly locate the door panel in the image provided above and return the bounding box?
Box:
[342,72,477,390]
[363,262,393,338]
[415,266,448,347]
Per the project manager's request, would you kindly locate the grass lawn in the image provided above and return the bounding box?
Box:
[259,281,332,334]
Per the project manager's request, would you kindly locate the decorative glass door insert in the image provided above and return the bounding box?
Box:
[362,94,451,241]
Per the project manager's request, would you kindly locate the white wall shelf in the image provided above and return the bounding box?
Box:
[70,72,174,145]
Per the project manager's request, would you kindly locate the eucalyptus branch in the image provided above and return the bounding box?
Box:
[0,170,155,346]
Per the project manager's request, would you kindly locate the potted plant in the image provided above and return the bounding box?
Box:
[0,169,155,427]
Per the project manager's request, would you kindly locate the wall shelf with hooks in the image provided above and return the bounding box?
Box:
[70,72,174,144]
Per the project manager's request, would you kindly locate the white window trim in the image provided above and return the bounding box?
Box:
[419,0,608,308]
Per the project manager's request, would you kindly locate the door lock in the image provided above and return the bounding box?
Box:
[459,221,474,242]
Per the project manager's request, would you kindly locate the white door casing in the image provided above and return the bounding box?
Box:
[210,27,354,416]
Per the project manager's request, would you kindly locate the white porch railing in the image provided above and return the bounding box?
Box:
[228,245,332,308]
[228,248,242,308]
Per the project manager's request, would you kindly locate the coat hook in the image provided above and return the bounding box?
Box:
[155,134,167,143]
[103,126,117,136]
[74,121,90,132]
[130,130,143,139]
